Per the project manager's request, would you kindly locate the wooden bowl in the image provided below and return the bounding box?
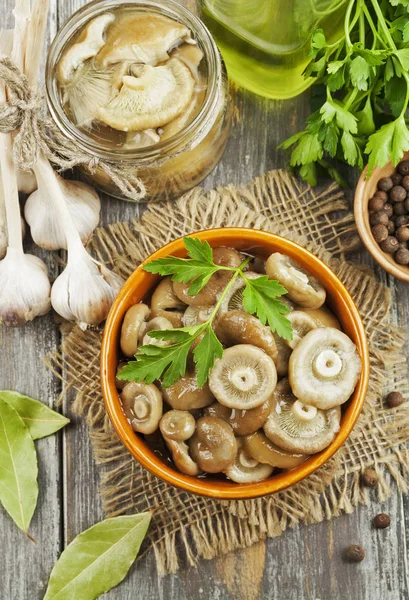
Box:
[101,228,369,500]
[355,154,409,282]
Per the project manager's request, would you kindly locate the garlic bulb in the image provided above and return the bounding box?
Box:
[35,154,123,328]
[0,248,51,326]
[0,63,51,325]
[25,167,101,250]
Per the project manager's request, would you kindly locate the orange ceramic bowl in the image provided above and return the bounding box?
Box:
[101,228,369,499]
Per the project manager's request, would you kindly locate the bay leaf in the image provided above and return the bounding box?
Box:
[44,513,151,600]
[0,396,38,535]
[0,390,69,439]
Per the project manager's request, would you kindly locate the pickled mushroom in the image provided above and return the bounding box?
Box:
[96,13,194,67]
[97,59,195,131]
[57,13,115,84]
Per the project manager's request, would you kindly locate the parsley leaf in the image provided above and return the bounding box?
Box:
[193,328,224,388]
[119,237,292,387]
[281,0,409,183]
[242,276,292,340]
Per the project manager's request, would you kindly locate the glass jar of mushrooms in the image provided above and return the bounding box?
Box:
[117,247,362,484]
[46,0,231,202]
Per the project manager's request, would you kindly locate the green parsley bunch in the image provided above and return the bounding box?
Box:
[118,237,292,388]
[281,0,409,185]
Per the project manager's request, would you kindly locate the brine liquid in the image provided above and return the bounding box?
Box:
[200,0,347,99]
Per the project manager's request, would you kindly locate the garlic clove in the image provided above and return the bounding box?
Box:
[51,244,123,328]
[0,247,51,326]
[25,170,101,250]
[17,168,37,194]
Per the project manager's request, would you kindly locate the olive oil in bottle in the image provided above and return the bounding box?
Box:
[200,0,347,99]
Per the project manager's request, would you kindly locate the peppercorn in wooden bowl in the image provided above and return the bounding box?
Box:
[355,152,409,282]
[101,228,369,500]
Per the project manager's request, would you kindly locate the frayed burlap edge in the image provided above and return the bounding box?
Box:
[46,169,409,575]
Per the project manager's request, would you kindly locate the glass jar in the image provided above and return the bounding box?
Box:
[199,0,347,100]
[46,0,231,202]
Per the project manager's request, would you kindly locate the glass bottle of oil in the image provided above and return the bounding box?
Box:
[199,0,347,99]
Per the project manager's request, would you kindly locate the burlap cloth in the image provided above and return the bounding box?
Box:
[47,170,409,575]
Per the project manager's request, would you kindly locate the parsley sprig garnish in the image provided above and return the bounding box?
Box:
[281,0,409,185]
[118,237,292,388]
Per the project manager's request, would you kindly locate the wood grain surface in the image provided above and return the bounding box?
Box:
[0,1,408,599]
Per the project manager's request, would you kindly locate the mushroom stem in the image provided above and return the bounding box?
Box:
[314,349,343,378]
[291,400,317,422]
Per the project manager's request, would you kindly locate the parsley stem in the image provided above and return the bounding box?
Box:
[207,256,251,326]
[370,0,396,51]
[344,0,359,50]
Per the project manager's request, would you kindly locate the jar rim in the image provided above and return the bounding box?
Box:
[45,0,221,161]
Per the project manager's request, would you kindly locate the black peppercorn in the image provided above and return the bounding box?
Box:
[386,391,404,407]
[405,197,409,211]
[398,160,409,176]
[389,185,407,202]
[403,176,409,192]
[374,190,388,201]
[371,224,388,242]
[396,249,409,264]
[344,545,365,563]
[387,220,396,234]
[362,468,378,487]
[368,196,385,212]
[373,513,391,529]
[369,210,389,226]
[396,226,409,242]
[383,203,393,217]
[396,215,409,228]
[391,173,402,185]
[398,242,408,251]
[393,202,406,216]
[378,177,394,191]
[380,236,399,253]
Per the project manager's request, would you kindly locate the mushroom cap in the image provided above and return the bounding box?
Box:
[160,410,196,441]
[97,59,195,131]
[151,277,186,311]
[151,308,184,328]
[57,13,115,84]
[224,439,273,483]
[162,373,215,410]
[266,253,326,309]
[243,431,307,469]
[209,344,277,410]
[285,310,318,350]
[170,43,204,79]
[218,271,261,315]
[115,360,129,391]
[215,310,278,362]
[272,332,292,377]
[204,394,274,436]
[189,416,237,473]
[96,13,192,67]
[120,381,163,435]
[173,247,243,306]
[142,316,173,347]
[165,438,200,476]
[264,379,341,454]
[300,305,341,330]
[289,327,362,409]
[182,305,214,327]
[161,87,206,141]
[120,303,150,357]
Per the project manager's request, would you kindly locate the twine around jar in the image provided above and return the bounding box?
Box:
[0,57,147,202]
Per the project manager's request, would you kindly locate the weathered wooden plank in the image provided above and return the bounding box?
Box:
[1,0,408,598]
[0,2,62,598]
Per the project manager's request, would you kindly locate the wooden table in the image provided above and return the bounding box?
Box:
[1,1,408,599]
